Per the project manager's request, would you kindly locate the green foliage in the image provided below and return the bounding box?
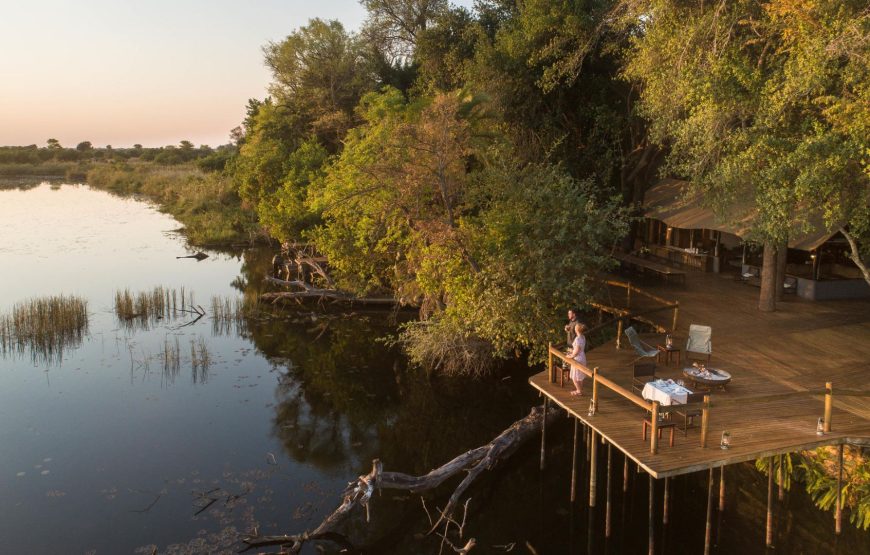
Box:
[308,87,627,371]
[622,0,870,249]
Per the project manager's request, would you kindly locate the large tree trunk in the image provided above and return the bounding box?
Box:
[759,242,777,312]
[841,227,870,287]
[775,240,788,301]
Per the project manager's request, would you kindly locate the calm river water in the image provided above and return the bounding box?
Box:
[0,182,867,554]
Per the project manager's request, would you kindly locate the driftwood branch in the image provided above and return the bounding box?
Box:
[262,276,400,306]
[241,405,559,553]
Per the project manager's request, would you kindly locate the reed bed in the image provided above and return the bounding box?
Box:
[162,335,181,383]
[114,286,197,330]
[0,295,89,364]
[210,295,261,335]
[191,336,212,383]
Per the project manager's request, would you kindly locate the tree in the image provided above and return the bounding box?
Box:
[307,88,627,371]
[361,0,449,62]
[621,0,870,305]
[46,138,61,150]
[231,19,380,240]
[76,141,93,152]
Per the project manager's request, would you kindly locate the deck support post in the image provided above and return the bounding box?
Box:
[570,419,579,503]
[650,401,660,455]
[586,426,591,462]
[704,468,714,555]
[719,465,726,512]
[700,395,710,448]
[766,456,775,548]
[626,284,631,308]
[836,444,844,535]
[776,455,785,501]
[540,398,548,471]
[672,302,679,331]
[663,476,670,525]
[623,456,630,494]
[616,319,624,349]
[825,382,833,433]
[648,475,655,555]
[547,343,553,383]
[589,430,598,508]
[606,444,613,538]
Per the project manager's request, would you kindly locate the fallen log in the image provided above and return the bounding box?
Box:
[176,251,209,260]
[262,277,402,306]
[241,404,560,553]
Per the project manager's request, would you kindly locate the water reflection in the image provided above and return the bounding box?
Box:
[1,183,868,555]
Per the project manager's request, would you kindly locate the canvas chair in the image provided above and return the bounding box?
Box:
[686,324,712,361]
[624,326,659,362]
[631,361,657,394]
[675,392,705,436]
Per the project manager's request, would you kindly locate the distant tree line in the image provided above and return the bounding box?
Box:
[0,140,237,172]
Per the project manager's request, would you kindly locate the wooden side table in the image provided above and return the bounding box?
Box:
[657,345,681,366]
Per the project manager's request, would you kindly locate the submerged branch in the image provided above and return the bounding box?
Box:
[240,404,560,553]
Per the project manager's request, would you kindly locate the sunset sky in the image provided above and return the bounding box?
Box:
[0,0,473,148]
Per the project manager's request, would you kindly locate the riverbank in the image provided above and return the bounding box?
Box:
[84,162,258,247]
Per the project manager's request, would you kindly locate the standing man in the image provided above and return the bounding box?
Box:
[565,307,581,346]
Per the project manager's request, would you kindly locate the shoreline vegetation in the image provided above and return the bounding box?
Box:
[0,143,258,247]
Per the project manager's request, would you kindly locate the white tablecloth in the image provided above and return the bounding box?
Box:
[642,379,692,406]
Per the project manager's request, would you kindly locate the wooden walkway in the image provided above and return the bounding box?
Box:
[532,271,870,479]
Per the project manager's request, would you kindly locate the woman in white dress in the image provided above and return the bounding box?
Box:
[569,322,587,396]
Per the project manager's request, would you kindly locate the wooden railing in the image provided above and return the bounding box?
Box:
[546,346,870,456]
[587,281,679,348]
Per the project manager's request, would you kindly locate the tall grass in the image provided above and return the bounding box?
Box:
[209,295,262,335]
[87,162,258,246]
[162,335,181,384]
[0,295,89,364]
[190,336,212,383]
[114,286,196,330]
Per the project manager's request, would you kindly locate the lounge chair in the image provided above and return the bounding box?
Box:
[686,324,712,362]
[624,326,659,361]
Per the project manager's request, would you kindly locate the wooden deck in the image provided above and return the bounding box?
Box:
[532,270,870,479]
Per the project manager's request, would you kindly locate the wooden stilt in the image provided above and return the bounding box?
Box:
[571,418,579,503]
[623,456,630,494]
[718,465,725,512]
[836,444,844,535]
[586,425,591,462]
[590,430,598,508]
[704,468,714,555]
[540,398,548,471]
[776,455,785,501]
[766,456,775,548]
[663,476,670,525]
[606,444,613,538]
[648,475,655,555]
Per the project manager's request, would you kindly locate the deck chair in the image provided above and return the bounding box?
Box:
[631,361,657,394]
[686,324,712,361]
[675,392,705,436]
[624,326,659,362]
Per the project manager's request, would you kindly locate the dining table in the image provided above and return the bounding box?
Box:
[641,378,693,406]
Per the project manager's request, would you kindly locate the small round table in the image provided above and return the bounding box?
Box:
[657,345,681,366]
[683,367,732,390]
